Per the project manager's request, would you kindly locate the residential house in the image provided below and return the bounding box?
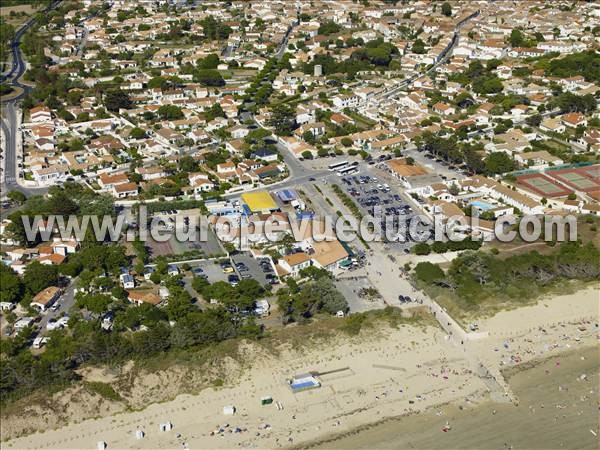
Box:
[515,151,564,170]
[30,106,52,122]
[120,273,135,289]
[98,172,129,191]
[540,117,566,134]
[278,252,312,277]
[561,112,587,129]
[189,172,214,193]
[432,102,455,116]
[32,164,69,185]
[127,290,162,306]
[31,286,61,312]
[112,182,139,198]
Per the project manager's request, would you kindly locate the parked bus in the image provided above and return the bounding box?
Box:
[337,166,359,176]
[328,161,348,171]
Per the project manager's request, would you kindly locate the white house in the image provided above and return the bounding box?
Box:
[120,273,135,289]
[30,106,52,122]
[278,252,312,277]
[31,286,61,312]
[32,164,69,185]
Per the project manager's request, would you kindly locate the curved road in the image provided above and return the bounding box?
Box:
[1,2,61,197]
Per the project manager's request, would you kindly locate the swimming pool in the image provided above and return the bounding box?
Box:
[470,200,495,211]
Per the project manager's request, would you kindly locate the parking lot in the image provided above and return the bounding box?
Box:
[187,260,229,284]
[403,147,467,182]
[184,253,278,287]
[230,253,278,286]
[336,172,424,252]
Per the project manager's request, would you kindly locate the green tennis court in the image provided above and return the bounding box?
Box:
[517,173,570,197]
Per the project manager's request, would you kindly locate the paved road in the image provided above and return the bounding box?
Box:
[364,10,480,105]
[222,11,328,199]
[1,3,60,198]
[1,1,62,90]
[1,102,48,197]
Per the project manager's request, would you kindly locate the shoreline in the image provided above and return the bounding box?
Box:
[304,344,599,450]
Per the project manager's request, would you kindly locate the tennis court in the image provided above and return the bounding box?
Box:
[516,173,571,198]
[547,165,600,193]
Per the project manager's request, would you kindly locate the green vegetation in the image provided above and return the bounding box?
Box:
[331,184,363,221]
[4,183,115,246]
[416,131,488,174]
[266,103,295,136]
[414,262,445,284]
[509,29,539,48]
[412,240,482,255]
[157,104,184,120]
[0,18,16,70]
[441,2,452,17]
[84,382,123,402]
[342,306,431,335]
[549,92,597,114]
[415,241,600,313]
[277,277,348,324]
[0,301,262,403]
[484,152,515,174]
[301,39,399,79]
[318,20,341,36]
[242,55,291,112]
[104,90,132,112]
[192,277,266,312]
[0,264,23,304]
[199,16,232,41]
[449,60,503,95]
[546,51,600,83]
[412,39,426,54]
[0,83,14,96]
[193,69,225,87]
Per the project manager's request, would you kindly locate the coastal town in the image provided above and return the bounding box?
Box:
[0,1,599,449]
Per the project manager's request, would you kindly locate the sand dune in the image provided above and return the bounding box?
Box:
[2,288,598,450]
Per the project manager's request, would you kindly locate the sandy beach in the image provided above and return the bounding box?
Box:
[2,287,598,450]
[311,346,599,450]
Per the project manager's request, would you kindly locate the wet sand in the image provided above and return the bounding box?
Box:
[311,346,599,450]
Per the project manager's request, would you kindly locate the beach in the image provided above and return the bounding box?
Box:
[311,346,599,450]
[1,287,598,450]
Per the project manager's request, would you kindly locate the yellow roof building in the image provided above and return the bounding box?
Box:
[241,191,278,213]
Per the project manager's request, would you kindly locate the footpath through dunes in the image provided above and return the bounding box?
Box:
[310,345,600,450]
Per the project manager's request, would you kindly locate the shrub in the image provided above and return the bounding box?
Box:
[84,382,122,402]
[412,243,431,255]
[414,262,444,283]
